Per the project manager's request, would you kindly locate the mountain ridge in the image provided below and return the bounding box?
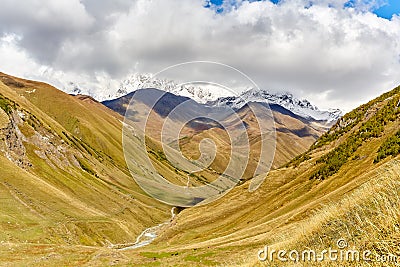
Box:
[69,73,342,124]
[207,88,343,123]
[103,88,331,172]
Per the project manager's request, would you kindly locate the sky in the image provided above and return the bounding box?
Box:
[0,0,400,111]
[373,0,400,19]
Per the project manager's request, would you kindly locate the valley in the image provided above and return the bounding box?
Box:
[0,72,399,266]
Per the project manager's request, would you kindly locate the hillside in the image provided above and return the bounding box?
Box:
[0,73,173,262]
[249,160,400,266]
[120,85,400,266]
[1,73,399,266]
[103,88,329,174]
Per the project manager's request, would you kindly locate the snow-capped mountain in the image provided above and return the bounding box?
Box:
[62,73,232,102]
[113,73,231,104]
[64,73,342,123]
[207,88,343,123]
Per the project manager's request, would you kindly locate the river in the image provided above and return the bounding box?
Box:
[115,207,176,251]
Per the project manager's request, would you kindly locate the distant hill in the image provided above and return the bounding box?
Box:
[103,88,331,171]
[208,88,342,123]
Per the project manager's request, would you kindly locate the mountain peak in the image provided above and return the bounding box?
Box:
[114,73,231,104]
[209,88,343,123]
[64,73,342,123]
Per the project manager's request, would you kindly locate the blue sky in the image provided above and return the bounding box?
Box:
[373,0,400,19]
[209,0,400,19]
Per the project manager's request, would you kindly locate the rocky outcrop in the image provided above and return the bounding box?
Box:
[0,110,31,169]
[0,108,78,171]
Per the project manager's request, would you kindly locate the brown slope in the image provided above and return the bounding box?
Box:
[133,85,400,265]
[178,103,326,180]
[0,72,171,248]
[104,89,328,183]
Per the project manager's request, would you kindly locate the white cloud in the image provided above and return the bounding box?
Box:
[0,0,399,111]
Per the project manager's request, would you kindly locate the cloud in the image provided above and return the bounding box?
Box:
[0,0,399,111]
[0,0,94,63]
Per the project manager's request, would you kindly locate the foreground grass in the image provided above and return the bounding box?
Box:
[248,160,400,266]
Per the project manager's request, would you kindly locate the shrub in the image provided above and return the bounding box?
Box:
[0,94,15,114]
[374,130,400,163]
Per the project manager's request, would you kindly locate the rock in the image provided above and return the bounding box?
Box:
[0,108,10,129]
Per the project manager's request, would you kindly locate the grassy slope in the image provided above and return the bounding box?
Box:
[0,73,172,259]
[118,86,400,266]
[105,90,326,180]
[178,105,324,179]
[1,73,399,266]
[247,160,400,266]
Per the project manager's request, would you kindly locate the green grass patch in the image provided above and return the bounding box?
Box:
[184,252,217,265]
[0,94,15,114]
[140,251,177,259]
[75,156,96,176]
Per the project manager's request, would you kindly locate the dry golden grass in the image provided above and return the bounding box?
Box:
[0,73,171,254]
[118,90,399,266]
[246,159,400,266]
[0,72,398,266]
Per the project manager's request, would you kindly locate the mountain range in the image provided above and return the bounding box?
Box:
[69,73,342,123]
[207,88,342,123]
[0,72,399,266]
[103,88,331,172]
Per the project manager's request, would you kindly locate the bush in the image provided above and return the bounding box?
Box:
[0,94,15,114]
[374,130,400,163]
[75,156,96,176]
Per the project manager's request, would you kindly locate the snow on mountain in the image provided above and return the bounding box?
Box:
[207,88,343,123]
[114,73,231,104]
[60,73,231,102]
[62,73,342,123]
